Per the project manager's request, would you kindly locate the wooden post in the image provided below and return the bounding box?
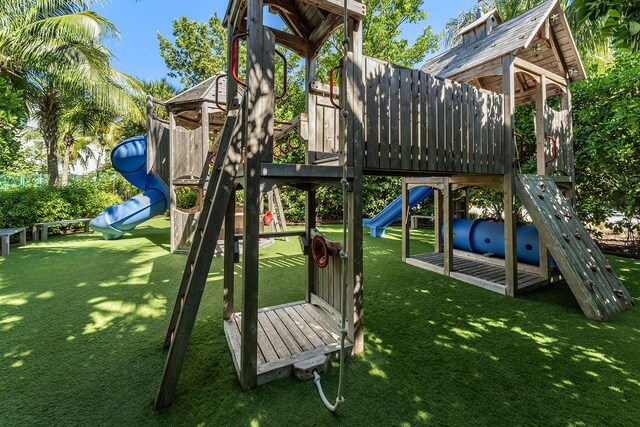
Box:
[267,191,276,232]
[535,75,547,175]
[305,188,316,303]
[535,75,551,281]
[201,102,210,159]
[346,19,365,355]
[240,1,275,390]
[223,189,236,320]
[443,179,453,274]
[1,236,9,256]
[502,54,518,296]
[169,111,177,253]
[434,189,443,253]
[561,84,576,206]
[401,179,410,261]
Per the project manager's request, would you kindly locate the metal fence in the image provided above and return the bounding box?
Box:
[0,172,118,190]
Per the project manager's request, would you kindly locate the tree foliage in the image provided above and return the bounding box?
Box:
[0,0,141,186]
[157,15,227,88]
[572,53,640,237]
[0,75,27,172]
[573,0,640,52]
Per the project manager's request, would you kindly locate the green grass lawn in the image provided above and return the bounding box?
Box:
[2,217,640,426]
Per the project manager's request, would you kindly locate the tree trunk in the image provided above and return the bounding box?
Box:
[95,136,106,171]
[61,133,73,186]
[40,88,60,186]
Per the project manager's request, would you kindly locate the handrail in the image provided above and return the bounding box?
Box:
[231,32,287,99]
[231,32,248,87]
[545,134,558,165]
[329,64,342,109]
[274,49,287,100]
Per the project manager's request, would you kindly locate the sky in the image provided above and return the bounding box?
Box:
[99,0,478,88]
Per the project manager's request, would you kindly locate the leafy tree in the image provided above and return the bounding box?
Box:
[117,78,179,140]
[58,101,96,186]
[0,75,27,172]
[572,53,640,239]
[158,15,227,88]
[573,0,640,52]
[0,0,141,186]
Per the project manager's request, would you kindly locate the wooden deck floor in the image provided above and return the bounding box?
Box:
[223,301,351,386]
[406,252,548,295]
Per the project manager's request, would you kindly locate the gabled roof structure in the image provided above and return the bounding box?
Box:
[164,72,232,131]
[223,0,366,58]
[422,0,585,104]
[165,72,229,107]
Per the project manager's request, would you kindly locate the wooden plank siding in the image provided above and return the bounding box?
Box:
[359,56,505,175]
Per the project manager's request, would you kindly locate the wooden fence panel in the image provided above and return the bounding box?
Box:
[342,56,506,175]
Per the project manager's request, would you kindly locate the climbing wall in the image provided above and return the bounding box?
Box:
[516,175,634,321]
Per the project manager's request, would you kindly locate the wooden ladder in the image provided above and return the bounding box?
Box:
[154,95,246,410]
[516,175,634,321]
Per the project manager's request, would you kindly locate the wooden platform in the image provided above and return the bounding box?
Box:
[406,252,549,295]
[223,301,351,386]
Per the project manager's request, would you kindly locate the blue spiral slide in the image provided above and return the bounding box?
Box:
[91,136,169,240]
[363,186,434,237]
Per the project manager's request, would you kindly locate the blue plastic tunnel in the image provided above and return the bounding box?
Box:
[444,219,542,266]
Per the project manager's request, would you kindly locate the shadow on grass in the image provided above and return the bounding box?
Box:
[1,221,639,426]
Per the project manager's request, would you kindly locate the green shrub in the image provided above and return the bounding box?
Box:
[95,172,139,201]
[0,183,120,236]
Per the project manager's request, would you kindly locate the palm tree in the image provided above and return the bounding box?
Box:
[0,0,141,186]
[58,102,96,185]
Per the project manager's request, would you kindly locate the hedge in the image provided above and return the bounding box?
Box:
[0,183,120,236]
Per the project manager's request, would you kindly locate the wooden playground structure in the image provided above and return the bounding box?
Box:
[145,73,288,253]
[147,0,634,409]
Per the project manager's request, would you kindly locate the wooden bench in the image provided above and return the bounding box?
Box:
[410,215,434,229]
[32,218,93,241]
[1,228,26,256]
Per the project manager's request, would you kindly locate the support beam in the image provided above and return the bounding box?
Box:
[240,3,275,391]
[535,75,551,281]
[401,178,410,261]
[346,19,364,355]
[434,189,443,253]
[502,54,518,297]
[264,0,311,37]
[224,189,236,319]
[304,0,366,20]
[513,57,567,88]
[305,188,316,303]
[443,179,453,274]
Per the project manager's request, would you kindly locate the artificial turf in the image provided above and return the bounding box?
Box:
[1,217,639,426]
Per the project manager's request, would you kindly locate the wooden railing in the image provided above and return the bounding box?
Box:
[362,57,506,174]
[543,106,573,177]
[147,118,170,186]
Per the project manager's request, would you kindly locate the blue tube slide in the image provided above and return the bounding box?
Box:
[363,186,434,237]
[445,219,543,265]
[91,136,169,240]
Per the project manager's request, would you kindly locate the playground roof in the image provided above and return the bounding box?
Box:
[421,0,585,104]
[456,8,502,38]
[165,72,229,107]
[164,72,235,131]
[223,0,366,58]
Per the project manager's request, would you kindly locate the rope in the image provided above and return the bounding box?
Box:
[313,0,350,414]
